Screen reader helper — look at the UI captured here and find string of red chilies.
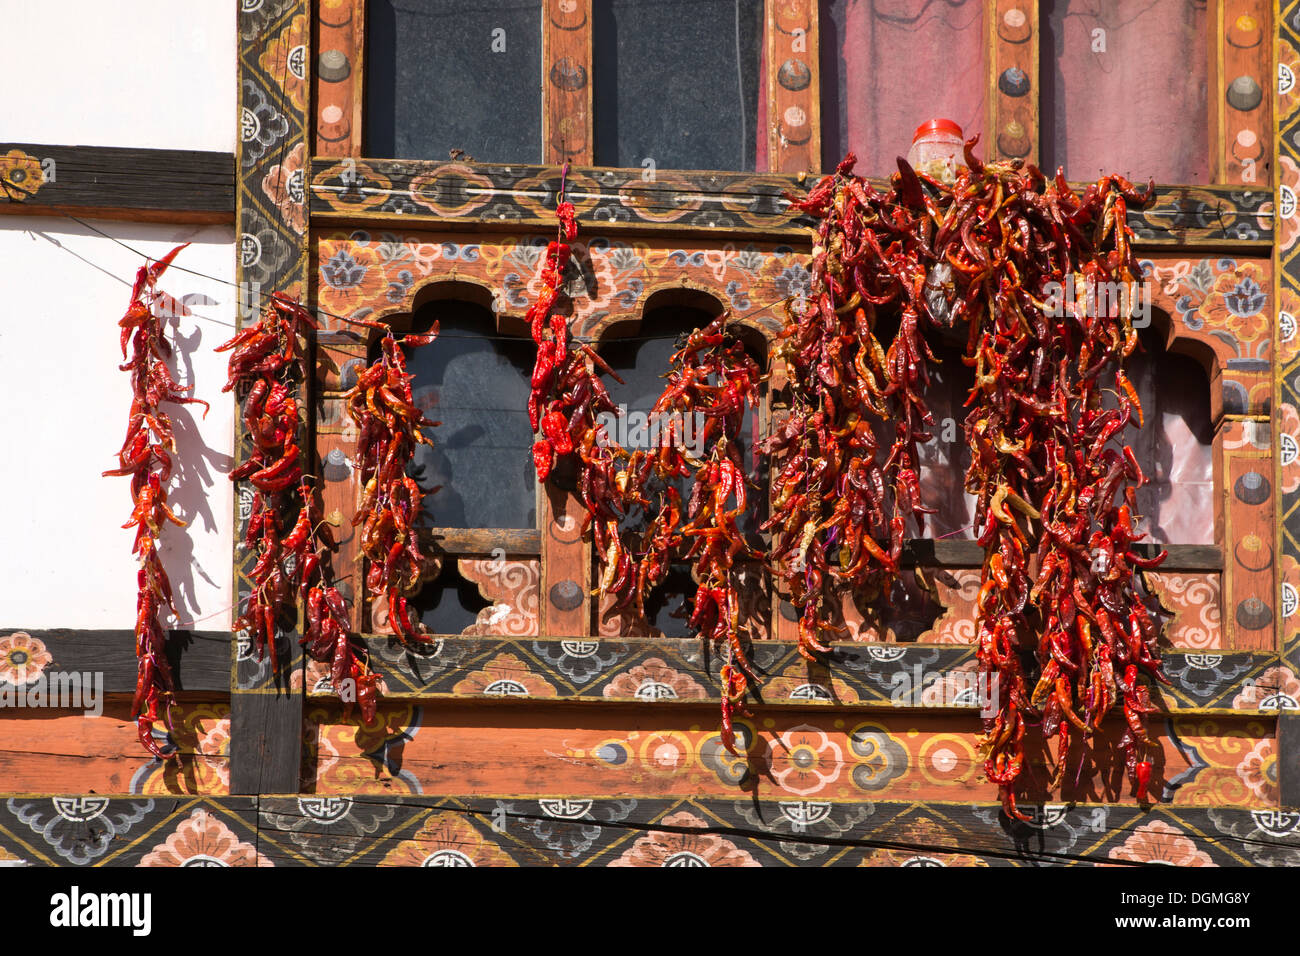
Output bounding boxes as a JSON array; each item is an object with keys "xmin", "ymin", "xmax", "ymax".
[
  {"xmin": 523, "ymin": 180, "xmax": 764, "ymax": 754},
  {"xmin": 218, "ymin": 293, "xmax": 323, "ymax": 678},
  {"xmin": 931, "ymin": 144, "xmax": 1165, "ymax": 819},
  {"xmin": 343, "ymin": 326, "xmax": 440, "ymax": 649},
  {"xmin": 107, "ymin": 243, "xmax": 210, "ymax": 759},
  {"xmin": 776, "ymin": 140, "xmax": 1165, "ymax": 814},
  {"xmin": 765, "ymin": 154, "xmax": 938, "ymax": 661}
]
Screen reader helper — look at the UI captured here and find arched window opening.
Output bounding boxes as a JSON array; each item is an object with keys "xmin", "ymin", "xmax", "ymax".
[
  {"xmin": 391, "ymin": 300, "xmax": 538, "ymax": 531},
  {"xmin": 596, "ymin": 307, "xmax": 769, "ymax": 638}
]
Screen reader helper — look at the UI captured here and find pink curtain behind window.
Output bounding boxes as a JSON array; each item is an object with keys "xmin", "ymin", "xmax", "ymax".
[
  {"xmin": 822, "ymin": 0, "xmax": 986, "ymax": 175},
  {"xmin": 1041, "ymin": 0, "xmax": 1209, "ymax": 183},
  {"xmin": 916, "ymin": 347, "xmax": 1214, "ymax": 544}
]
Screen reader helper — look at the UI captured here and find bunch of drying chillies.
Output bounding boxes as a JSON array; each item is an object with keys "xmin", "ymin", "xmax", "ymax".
[
  {"xmin": 643, "ymin": 316, "xmax": 763, "ymax": 752},
  {"xmin": 344, "ymin": 327, "xmax": 440, "ymax": 648},
  {"xmin": 106, "ymin": 243, "xmax": 210, "ymax": 758},
  {"xmin": 928, "ymin": 140, "xmax": 1164, "ymax": 818},
  {"xmin": 764, "ymin": 154, "xmax": 939, "ymax": 659},
  {"xmin": 525, "ymin": 175, "xmax": 628, "ymax": 518},
  {"xmin": 218, "ymin": 292, "xmax": 318, "ymax": 674}
]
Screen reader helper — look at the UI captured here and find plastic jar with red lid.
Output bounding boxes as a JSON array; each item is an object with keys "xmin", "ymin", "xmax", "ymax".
[{"xmin": 906, "ymin": 118, "xmax": 964, "ymax": 185}]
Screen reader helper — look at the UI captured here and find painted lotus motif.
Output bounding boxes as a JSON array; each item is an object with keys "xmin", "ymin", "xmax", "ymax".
[
  {"xmin": 379, "ymin": 812, "xmax": 516, "ymax": 866},
  {"xmin": 1106, "ymin": 821, "xmax": 1216, "ymax": 866},
  {"xmin": 604, "ymin": 657, "xmax": 706, "ymax": 700},
  {"xmin": 609, "ymin": 811, "xmax": 758, "ymax": 867},
  {"xmin": 1195, "ymin": 263, "xmax": 1268, "ymax": 343},
  {"xmin": 0, "ymin": 632, "xmax": 52, "ymax": 685},
  {"xmin": 452, "ymin": 653, "xmax": 557, "ymax": 698},
  {"xmin": 139, "ymin": 809, "xmax": 271, "ymax": 867},
  {"xmin": 319, "ymin": 242, "xmax": 388, "ymax": 315},
  {"xmin": 262, "ymin": 141, "xmax": 306, "ymax": 235},
  {"xmin": 1236, "ymin": 739, "xmax": 1278, "ymax": 805}
]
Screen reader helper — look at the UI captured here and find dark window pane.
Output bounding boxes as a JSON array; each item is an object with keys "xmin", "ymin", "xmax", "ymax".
[
  {"xmin": 396, "ymin": 303, "xmax": 537, "ymax": 529},
  {"xmin": 409, "ymin": 562, "xmax": 493, "ymax": 635},
  {"xmin": 917, "ymin": 347, "xmax": 977, "ymax": 539},
  {"xmin": 1041, "ymin": 0, "xmax": 1208, "ymax": 183},
  {"xmin": 593, "ymin": 0, "xmax": 764, "ymax": 171},
  {"xmin": 598, "ymin": 309, "xmax": 767, "ymax": 542},
  {"xmin": 821, "ymin": 0, "xmax": 985, "ymax": 175},
  {"xmin": 367, "ymin": 0, "xmax": 542, "ymax": 163}
]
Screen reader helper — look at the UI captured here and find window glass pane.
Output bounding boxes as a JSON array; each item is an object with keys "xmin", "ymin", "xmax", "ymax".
[
  {"xmin": 820, "ymin": 0, "xmax": 985, "ymax": 175},
  {"xmin": 598, "ymin": 309, "xmax": 767, "ymax": 543},
  {"xmin": 366, "ymin": 0, "xmax": 542, "ymax": 163},
  {"xmin": 1041, "ymin": 0, "xmax": 1208, "ymax": 183},
  {"xmin": 1125, "ymin": 338, "xmax": 1214, "ymax": 545},
  {"xmin": 593, "ymin": 0, "xmax": 764, "ymax": 171},
  {"xmin": 397, "ymin": 303, "xmax": 538, "ymax": 529}
]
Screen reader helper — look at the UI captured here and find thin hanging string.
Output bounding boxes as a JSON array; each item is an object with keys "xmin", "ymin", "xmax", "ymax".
[{"xmin": 33, "ymin": 211, "xmax": 798, "ymax": 344}]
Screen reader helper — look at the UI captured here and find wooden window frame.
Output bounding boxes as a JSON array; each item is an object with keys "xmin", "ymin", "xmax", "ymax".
[{"xmin": 219, "ymin": 0, "xmax": 1290, "ymax": 801}]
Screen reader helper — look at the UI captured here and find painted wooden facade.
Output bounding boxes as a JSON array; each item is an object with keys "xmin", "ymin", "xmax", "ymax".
[{"xmin": 0, "ymin": 0, "xmax": 1298, "ymax": 867}]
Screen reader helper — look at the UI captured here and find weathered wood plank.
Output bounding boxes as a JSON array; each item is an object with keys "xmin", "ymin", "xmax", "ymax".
[
  {"xmin": 421, "ymin": 527, "xmax": 542, "ymax": 556},
  {"xmin": 0, "ymin": 795, "xmax": 1289, "ymax": 866},
  {"xmin": 0, "ymin": 144, "xmax": 234, "ymax": 223},
  {"xmin": 542, "ymin": 0, "xmax": 593, "ymax": 165},
  {"xmin": 905, "ymin": 541, "xmax": 1220, "ymax": 570},
  {"xmin": 764, "ymin": 0, "xmax": 820, "ymax": 174},
  {"xmin": 986, "ymin": 0, "xmax": 1039, "ymax": 167},
  {"xmin": 1280, "ymin": 713, "xmax": 1300, "ymax": 809},
  {"xmin": 229, "ymin": 692, "xmax": 302, "ymax": 795}
]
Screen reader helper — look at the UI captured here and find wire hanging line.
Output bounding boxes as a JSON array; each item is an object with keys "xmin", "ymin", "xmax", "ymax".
[{"xmin": 38, "ymin": 212, "xmax": 798, "ymax": 344}]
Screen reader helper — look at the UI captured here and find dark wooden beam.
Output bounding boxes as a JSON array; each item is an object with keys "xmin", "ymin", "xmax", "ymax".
[
  {"xmin": 422, "ymin": 527, "xmax": 542, "ymax": 556},
  {"xmin": 310, "ymin": 158, "xmax": 1274, "ymax": 247},
  {"xmin": 0, "ymin": 794, "xmax": 1290, "ymax": 866},
  {"xmin": 230, "ymin": 0, "xmax": 311, "ymax": 793},
  {"xmin": 1281, "ymin": 713, "xmax": 1300, "ymax": 809},
  {"xmin": 905, "ymin": 540, "xmax": 1220, "ymax": 570},
  {"xmin": 315, "ymin": 634, "xmax": 1269, "ymax": 713},
  {"xmin": 0, "ymin": 143, "xmax": 234, "ymax": 224},
  {"xmin": 0, "ymin": 629, "xmax": 229, "ymax": 694}
]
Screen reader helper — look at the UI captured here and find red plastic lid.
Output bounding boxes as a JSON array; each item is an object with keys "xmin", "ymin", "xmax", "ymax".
[{"xmin": 912, "ymin": 118, "xmax": 963, "ymax": 142}]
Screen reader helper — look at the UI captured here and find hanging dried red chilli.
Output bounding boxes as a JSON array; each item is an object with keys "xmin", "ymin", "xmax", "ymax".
[
  {"xmin": 106, "ymin": 243, "xmax": 210, "ymax": 759},
  {"xmin": 928, "ymin": 139, "xmax": 1164, "ymax": 818},
  {"xmin": 637, "ymin": 316, "xmax": 762, "ymax": 753},
  {"xmin": 766, "ymin": 154, "xmax": 938, "ymax": 660},
  {"xmin": 524, "ymin": 175, "xmax": 628, "ymax": 535},
  {"xmin": 217, "ymin": 292, "xmax": 317, "ymax": 675},
  {"xmin": 343, "ymin": 326, "xmax": 441, "ymax": 655}
]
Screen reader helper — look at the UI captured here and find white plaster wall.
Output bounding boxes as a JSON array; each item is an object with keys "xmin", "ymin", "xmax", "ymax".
[
  {"xmin": 0, "ymin": 218, "xmax": 236, "ymax": 630},
  {"xmin": 6, "ymin": 2, "xmax": 236, "ymax": 152}
]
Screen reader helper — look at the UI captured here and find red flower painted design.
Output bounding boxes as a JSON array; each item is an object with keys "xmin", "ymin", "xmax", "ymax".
[
  {"xmin": 767, "ymin": 724, "xmax": 843, "ymax": 796},
  {"xmin": 1106, "ymin": 821, "xmax": 1215, "ymax": 866},
  {"xmin": 139, "ymin": 809, "xmax": 271, "ymax": 867},
  {"xmin": 0, "ymin": 632, "xmax": 52, "ymax": 685},
  {"xmin": 609, "ymin": 811, "xmax": 759, "ymax": 867},
  {"xmin": 262, "ymin": 142, "xmax": 306, "ymax": 236},
  {"xmin": 1196, "ymin": 263, "xmax": 1268, "ymax": 344},
  {"xmin": 604, "ymin": 657, "xmax": 706, "ymax": 700},
  {"xmin": 1237, "ymin": 739, "xmax": 1278, "ymax": 805}
]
